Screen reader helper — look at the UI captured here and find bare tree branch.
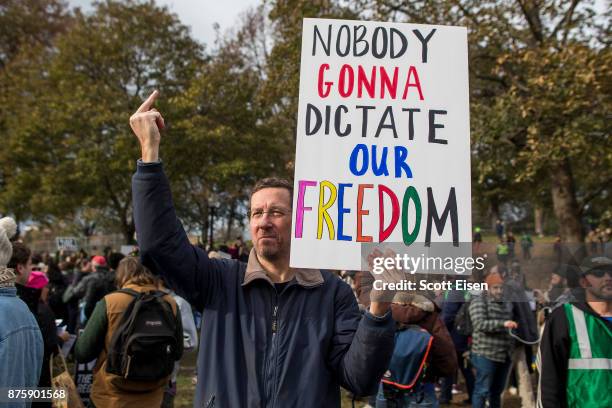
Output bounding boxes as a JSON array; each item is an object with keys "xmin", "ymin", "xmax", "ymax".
[
  {"xmin": 450, "ymin": 0, "xmax": 480, "ymax": 26},
  {"xmin": 516, "ymin": 0, "xmax": 544, "ymax": 44},
  {"xmin": 578, "ymin": 177, "xmax": 612, "ymax": 214}
]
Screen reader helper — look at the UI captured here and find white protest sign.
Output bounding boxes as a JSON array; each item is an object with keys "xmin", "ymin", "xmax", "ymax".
[
  {"xmin": 290, "ymin": 18, "xmax": 471, "ymax": 270},
  {"xmin": 56, "ymin": 237, "xmax": 79, "ymax": 251}
]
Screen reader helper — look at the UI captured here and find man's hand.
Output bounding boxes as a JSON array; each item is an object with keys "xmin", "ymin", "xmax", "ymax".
[
  {"xmin": 367, "ymin": 248, "xmax": 406, "ymax": 317},
  {"xmin": 80, "ymin": 260, "xmax": 91, "ymax": 273},
  {"xmin": 504, "ymin": 320, "xmax": 518, "ymax": 329},
  {"xmin": 129, "ymin": 90, "xmax": 165, "ymax": 162},
  {"xmin": 59, "ymin": 331, "xmax": 71, "ymax": 342}
]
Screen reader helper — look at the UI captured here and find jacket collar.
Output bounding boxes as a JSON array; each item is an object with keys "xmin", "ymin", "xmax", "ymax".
[
  {"xmin": 122, "ymin": 282, "xmax": 162, "ymax": 292},
  {"xmin": 572, "ymin": 299, "xmax": 608, "ymax": 319},
  {"xmin": 242, "ymin": 248, "xmax": 323, "ymax": 288},
  {"xmin": 0, "ymin": 286, "xmax": 17, "ymax": 296}
]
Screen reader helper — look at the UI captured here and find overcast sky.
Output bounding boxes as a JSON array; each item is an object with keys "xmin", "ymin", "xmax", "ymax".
[
  {"xmin": 68, "ymin": 0, "xmax": 260, "ymax": 47},
  {"xmin": 69, "ymin": 0, "xmax": 608, "ymax": 48}
]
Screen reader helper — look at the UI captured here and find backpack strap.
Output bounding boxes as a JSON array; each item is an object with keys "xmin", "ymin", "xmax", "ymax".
[
  {"xmin": 116, "ymin": 288, "xmax": 166, "ymax": 298},
  {"xmin": 116, "ymin": 288, "xmax": 141, "ymax": 297}
]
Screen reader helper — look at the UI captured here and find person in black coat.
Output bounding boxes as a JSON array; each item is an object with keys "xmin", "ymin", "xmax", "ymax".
[
  {"xmin": 440, "ymin": 286, "xmax": 475, "ymax": 404},
  {"xmin": 16, "ymin": 272, "xmax": 69, "ymax": 408},
  {"xmin": 46, "ymin": 261, "xmax": 68, "ymax": 323}
]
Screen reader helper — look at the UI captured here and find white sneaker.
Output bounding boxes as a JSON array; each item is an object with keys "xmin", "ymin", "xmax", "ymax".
[{"xmin": 508, "ymin": 386, "xmax": 518, "ymax": 395}]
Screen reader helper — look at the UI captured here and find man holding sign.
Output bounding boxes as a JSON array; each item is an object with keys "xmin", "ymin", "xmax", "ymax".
[
  {"xmin": 130, "ymin": 87, "xmax": 396, "ymax": 407},
  {"xmin": 131, "ymin": 14, "xmax": 472, "ymax": 406}
]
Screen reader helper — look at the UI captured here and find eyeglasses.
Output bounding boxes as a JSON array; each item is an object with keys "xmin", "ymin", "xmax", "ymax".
[
  {"xmin": 248, "ymin": 208, "xmax": 291, "ymax": 220},
  {"xmin": 585, "ymin": 268, "xmax": 612, "ymax": 278}
]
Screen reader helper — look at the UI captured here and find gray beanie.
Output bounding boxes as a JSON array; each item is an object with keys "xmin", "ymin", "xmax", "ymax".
[{"xmin": 0, "ymin": 217, "xmax": 17, "ymax": 288}]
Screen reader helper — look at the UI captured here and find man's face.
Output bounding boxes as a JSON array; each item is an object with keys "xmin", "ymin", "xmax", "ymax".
[
  {"xmin": 489, "ymin": 283, "xmax": 504, "ymax": 300},
  {"xmin": 550, "ymin": 273, "xmax": 564, "ymax": 286},
  {"xmin": 580, "ymin": 269, "xmax": 612, "ymax": 301},
  {"xmin": 249, "ymin": 188, "xmax": 292, "ymax": 262},
  {"xmin": 16, "ymin": 257, "xmax": 33, "ymax": 285}
]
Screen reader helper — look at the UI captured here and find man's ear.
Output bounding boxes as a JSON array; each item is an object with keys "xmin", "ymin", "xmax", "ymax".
[
  {"xmin": 579, "ymin": 275, "xmax": 590, "ymax": 289},
  {"xmin": 15, "ymin": 263, "xmax": 24, "ymax": 277}
]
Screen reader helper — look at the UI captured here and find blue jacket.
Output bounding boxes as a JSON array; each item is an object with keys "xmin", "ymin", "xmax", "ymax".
[
  {"xmin": 0, "ymin": 286, "xmax": 43, "ymax": 407},
  {"xmin": 132, "ymin": 162, "xmax": 395, "ymax": 407}
]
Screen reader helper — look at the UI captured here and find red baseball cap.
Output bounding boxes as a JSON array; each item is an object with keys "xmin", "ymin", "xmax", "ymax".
[{"xmin": 91, "ymin": 255, "xmax": 107, "ymax": 267}]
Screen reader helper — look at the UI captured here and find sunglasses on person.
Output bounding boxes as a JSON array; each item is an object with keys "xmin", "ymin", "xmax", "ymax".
[{"xmin": 584, "ymin": 268, "xmax": 612, "ymax": 278}]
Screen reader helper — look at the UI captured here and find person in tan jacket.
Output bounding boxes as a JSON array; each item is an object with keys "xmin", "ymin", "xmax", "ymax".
[{"xmin": 75, "ymin": 257, "xmax": 181, "ymax": 408}]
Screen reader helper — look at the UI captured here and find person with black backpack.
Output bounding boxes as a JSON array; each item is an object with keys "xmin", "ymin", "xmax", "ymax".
[{"xmin": 75, "ymin": 256, "xmax": 183, "ymax": 408}]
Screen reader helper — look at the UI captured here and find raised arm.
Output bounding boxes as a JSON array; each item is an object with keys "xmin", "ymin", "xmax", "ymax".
[
  {"xmin": 130, "ymin": 91, "xmax": 225, "ymax": 311},
  {"xmin": 129, "ymin": 90, "xmax": 165, "ymax": 163}
]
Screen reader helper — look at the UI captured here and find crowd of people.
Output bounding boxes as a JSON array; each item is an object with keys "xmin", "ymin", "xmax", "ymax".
[
  {"xmin": 1, "ymin": 212, "xmax": 610, "ymax": 408},
  {"xmin": 0, "ymin": 91, "xmax": 610, "ymax": 408},
  {"xmin": 0, "ymin": 217, "xmax": 198, "ymax": 408}
]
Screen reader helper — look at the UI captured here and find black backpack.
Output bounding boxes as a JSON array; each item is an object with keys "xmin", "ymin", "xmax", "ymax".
[
  {"xmin": 106, "ymin": 289, "xmax": 183, "ymax": 381},
  {"xmin": 454, "ymin": 292, "xmax": 473, "ymax": 336}
]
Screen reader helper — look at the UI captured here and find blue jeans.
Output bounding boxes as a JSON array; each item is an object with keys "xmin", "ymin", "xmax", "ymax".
[
  {"xmin": 471, "ymin": 353, "xmax": 512, "ymax": 408},
  {"xmin": 440, "ymin": 349, "xmax": 475, "ymax": 403},
  {"xmin": 375, "ymin": 382, "xmax": 439, "ymax": 408}
]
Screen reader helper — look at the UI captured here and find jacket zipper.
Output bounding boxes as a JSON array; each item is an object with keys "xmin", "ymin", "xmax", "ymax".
[
  {"xmin": 272, "ymin": 305, "xmax": 278, "ymax": 334},
  {"xmin": 263, "ymin": 290, "xmax": 279, "ymax": 407},
  {"xmin": 266, "ymin": 287, "xmax": 284, "ymax": 408},
  {"xmin": 271, "ymin": 302, "xmax": 280, "ymax": 408}
]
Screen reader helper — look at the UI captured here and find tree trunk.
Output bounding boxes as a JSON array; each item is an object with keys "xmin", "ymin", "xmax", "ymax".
[
  {"xmin": 550, "ymin": 158, "xmax": 586, "ymax": 287},
  {"xmin": 199, "ymin": 205, "xmax": 209, "ymax": 247},
  {"xmin": 122, "ymin": 218, "xmax": 136, "ymax": 245},
  {"xmin": 490, "ymin": 197, "xmax": 500, "ymax": 230},
  {"xmin": 534, "ymin": 206, "xmax": 544, "ymax": 237},
  {"xmin": 225, "ymin": 199, "xmax": 237, "ymax": 242},
  {"xmin": 550, "ymin": 158, "xmax": 584, "ymax": 243}
]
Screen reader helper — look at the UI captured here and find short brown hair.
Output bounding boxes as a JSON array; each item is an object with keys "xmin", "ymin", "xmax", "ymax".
[
  {"xmin": 115, "ymin": 256, "xmax": 159, "ymax": 288},
  {"xmin": 8, "ymin": 242, "xmax": 31, "ymax": 269},
  {"xmin": 250, "ymin": 177, "xmax": 293, "ymax": 206}
]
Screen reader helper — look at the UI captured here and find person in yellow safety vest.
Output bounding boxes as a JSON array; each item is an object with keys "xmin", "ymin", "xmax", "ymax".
[
  {"xmin": 496, "ymin": 237, "xmax": 509, "ymax": 267},
  {"xmin": 537, "ymin": 255, "xmax": 612, "ymax": 408}
]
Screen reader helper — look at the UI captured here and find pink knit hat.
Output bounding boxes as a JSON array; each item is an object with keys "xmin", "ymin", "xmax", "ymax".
[{"xmin": 26, "ymin": 270, "xmax": 49, "ymax": 289}]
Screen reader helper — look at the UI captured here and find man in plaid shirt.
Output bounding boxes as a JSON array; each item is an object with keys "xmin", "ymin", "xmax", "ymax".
[{"xmin": 469, "ymin": 271, "xmax": 517, "ymax": 408}]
